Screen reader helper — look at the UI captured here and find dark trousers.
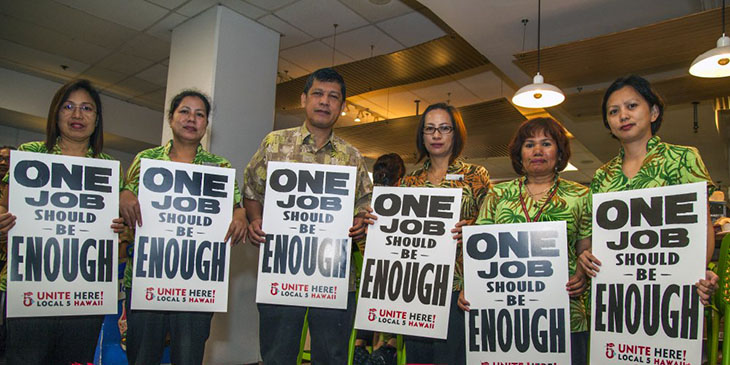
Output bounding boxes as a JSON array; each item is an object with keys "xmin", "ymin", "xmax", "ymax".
[
  {"xmin": 125, "ymin": 287, "xmax": 213, "ymax": 365},
  {"xmin": 404, "ymin": 291, "xmax": 465, "ymax": 365},
  {"xmin": 571, "ymin": 331, "xmax": 589, "ymax": 365},
  {"xmin": 258, "ymin": 291, "xmax": 356, "ymax": 365},
  {"xmin": 6, "ymin": 314, "xmax": 103, "ymax": 365}
]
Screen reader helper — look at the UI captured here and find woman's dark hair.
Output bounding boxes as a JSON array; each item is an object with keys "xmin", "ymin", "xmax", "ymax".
[
  {"xmin": 168, "ymin": 90, "xmax": 212, "ymax": 122},
  {"xmin": 508, "ymin": 117, "xmax": 571, "ymax": 175},
  {"xmin": 46, "ymin": 79, "xmax": 103, "ymax": 156},
  {"xmin": 601, "ymin": 74, "xmax": 664, "ymax": 136},
  {"xmin": 373, "ymin": 153, "xmax": 406, "ymax": 186},
  {"xmin": 416, "ymin": 103, "xmax": 467, "ymax": 163}
]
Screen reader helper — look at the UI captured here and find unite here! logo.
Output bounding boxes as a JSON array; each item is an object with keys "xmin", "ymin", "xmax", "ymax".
[
  {"xmin": 145, "ymin": 287, "xmax": 155, "ymax": 301},
  {"xmin": 23, "ymin": 292, "xmax": 34, "ymax": 307},
  {"xmin": 606, "ymin": 342, "xmax": 615, "ymax": 359},
  {"xmin": 270, "ymin": 283, "xmax": 279, "ymax": 296},
  {"xmin": 368, "ymin": 308, "xmax": 377, "ymax": 321}
]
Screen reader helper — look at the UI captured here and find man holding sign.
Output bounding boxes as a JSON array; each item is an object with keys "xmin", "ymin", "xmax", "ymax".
[
  {"xmin": 119, "ymin": 90, "xmax": 247, "ymax": 365},
  {"xmin": 244, "ymin": 68, "xmax": 373, "ymax": 364}
]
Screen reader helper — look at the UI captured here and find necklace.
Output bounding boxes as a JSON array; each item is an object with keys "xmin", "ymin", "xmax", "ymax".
[
  {"xmin": 525, "ymin": 184, "xmax": 551, "ymax": 200},
  {"xmin": 519, "ymin": 177, "xmax": 560, "ymax": 222}
]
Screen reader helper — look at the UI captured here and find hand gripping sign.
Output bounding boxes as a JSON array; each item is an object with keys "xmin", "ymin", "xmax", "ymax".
[
  {"xmin": 131, "ymin": 159, "xmax": 235, "ymax": 312},
  {"xmin": 256, "ymin": 161, "xmax": 356, "ymax": 309},
  {"xmin": 7, "ymin": 151, "xmax": 119, "ymax": 317},
  {"xmin": 590, "ymin": 182, "xmax": 707, "ymax": 365},
  {"xmin": 462, "ymin": 221, "xmax": 572, "ymax": 364},
  {"xmin": 354, "ymin": 186, "xmax": 461, "ymax": 339}
]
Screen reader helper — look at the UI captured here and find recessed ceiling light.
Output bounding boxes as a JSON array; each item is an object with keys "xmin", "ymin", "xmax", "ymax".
[{"xmin": 369, "ymin": 0, "xmax": 391, "ymax": 5}]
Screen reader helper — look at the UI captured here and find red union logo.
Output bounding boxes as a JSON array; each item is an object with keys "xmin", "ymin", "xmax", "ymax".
[
  {"xmin": 606, "ymin": 342, "xmax": 615, "ymax": 359},
  {"xmin": 23, "ymin": 292, "xmax": 34, "ymax": 307},
  {"xmin": 145, "ymin": 287, "xmax": 154, "ymax": 301},
  {"xmin": 270, "ymin": 283, "xmax": 279, "ymax": 296},
  {"xmin": 368, "ymin": 308, "xmax": 377, "ymax": 321}
]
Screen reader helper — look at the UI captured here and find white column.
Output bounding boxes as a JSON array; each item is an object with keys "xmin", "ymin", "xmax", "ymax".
[{"xmin": 164, "ymin": 5, "xmax": 279, "ymax": 363}]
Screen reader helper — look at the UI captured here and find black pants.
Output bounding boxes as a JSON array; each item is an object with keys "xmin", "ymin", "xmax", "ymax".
[
  {"xmin": 125, "ymin": 287, "xmax": 213, "ymax": 365},
  {"xmin": 404, "ymin": 291, "xmax": 465, "ymax": 365},
  {"xmin": 6, "ymin": 314, "xmax": 103, "ymax": 365},
  {"xmin": 258, "ymin": 291, "xmax": 356, "ymax": 365}
]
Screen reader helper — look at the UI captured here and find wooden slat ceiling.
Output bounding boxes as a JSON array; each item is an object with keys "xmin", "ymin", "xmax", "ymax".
[
  {"xmin": 275, "ymin": 35, "xmax": 490, "ymax": 111},
  {"xmin": 513, "ymin": 6, "xmax": 728, "ymax": 89},
  {"xmin": 334, "ymin": 97, "xmax": 526, "ymax": 162},
  {"xmin": 563, "ymin": 74, "xmax": 730, "ymax": 119}
]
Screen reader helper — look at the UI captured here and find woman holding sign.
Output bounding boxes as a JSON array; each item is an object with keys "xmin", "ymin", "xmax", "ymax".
[
  {"xmin": 119, "ymin": 90, "xmax": 247, "ymax": 365},
  {"xmin": 577, "ymin": 74, "xmax": 718, "ymax": 302},
  {"xmin": 0, "ymin": 79, "xmax": 124, "ymax": 364},
  {"xmin": 457, "ymin": 117, "xmax": 592, "ymax": 364},
  {"xmin": 398, "ymin": 102, "xmax": 491, "ymax": 365}
]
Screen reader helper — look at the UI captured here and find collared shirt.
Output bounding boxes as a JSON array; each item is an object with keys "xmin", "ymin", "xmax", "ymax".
[
  {"xmin": 476, "ymin": 176, "xmax": 592, "ymax": 332},
  {"xmin": 1, "ymin": 141, "xmax": 116, "ymax": 291},
  {"xmin": 122, "ymin": 140, "xmax": 242, "ymax": 288},
  {"xmin": 590, "ymin": 136, "xmax": 714, "ymax": 194},
  {"xmin": 243, "ymin": 123, "xmax": 372, "ymax": 214},
  {"xmin": 399, "ymin": 158, "xmax": 491, "ymax": 292}
]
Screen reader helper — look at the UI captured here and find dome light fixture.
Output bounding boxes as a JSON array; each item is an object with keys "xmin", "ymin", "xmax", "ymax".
[
  {"xmin": 689, "ymin": 0, "xmax": 730, "ymax": 78},
  {"xmin": 512, "ymin": 0, "xmax": 565, "ymax": 108}
]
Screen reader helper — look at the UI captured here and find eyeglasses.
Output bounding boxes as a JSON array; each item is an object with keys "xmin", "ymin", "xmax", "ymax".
[
  {"xmin": 423, "ymin": 125, "xmax": 454, "ymax": 135},
  {"xmin": 60, "ymin": 102, "xmax": 96, "ymax": 115}
]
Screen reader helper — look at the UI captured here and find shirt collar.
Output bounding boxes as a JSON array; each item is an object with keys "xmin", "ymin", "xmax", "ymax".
[
  {"xmin": 423, "ymin": 158, "xmax": 465, "ymax": 173},
  {"xmin": 52, "ymin": 138, "xmax": 95, "ymax": 157},
  {"xmin": 298, "ymin": 122, "xmax": 339, "ymax": 152},
  {"xmin": 617, "ymin": 135, "xmax": 662, "ymax": 160},
  {"xmin": 162, "ymin": 139, "xmax": 205, "ymax": 161}
]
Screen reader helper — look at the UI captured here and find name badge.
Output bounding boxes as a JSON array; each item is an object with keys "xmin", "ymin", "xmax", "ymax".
[{"xmin": 445, "ymin": 174, "xmax": 463, "ymax": 181}]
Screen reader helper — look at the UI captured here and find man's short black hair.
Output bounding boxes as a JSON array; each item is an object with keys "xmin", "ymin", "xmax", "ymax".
[{"xmin": 303, "ymin": 68, "xmax": 346, "ymax": 100}]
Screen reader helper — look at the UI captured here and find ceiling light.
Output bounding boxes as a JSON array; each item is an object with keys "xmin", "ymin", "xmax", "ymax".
[
  {"xmin": 563, "ymin": 162, "xmax": 578, "ymax": 172},
  {"xmin": 354, "ymin": 110, "xmax": 363, "ymax": 122},
  {"xmin": 512, "ymin": 0, "xmax": 565, "ymax": 108},
  {"xmin": 690, "ymin": 0, "xmax": 730, "ymax": 78}
]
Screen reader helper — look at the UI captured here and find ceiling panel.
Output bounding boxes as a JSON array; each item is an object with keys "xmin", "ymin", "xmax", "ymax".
[
  {"xmin": 409, "ymin": 80, "xmax": 480, "ymax": 108},
  {"xmin": 1, "ymin": 0, "xmax": 136, "ymax": 49},
  {"xmin": 456, "ymin": 68, "xmax": 512, "ymax": 103},
  {"xmin": 220, "ymin": 0, "xmax": 267, "ymax": 19},
  {"xmin": 135, "ymin": 64, "xmax": 169, "ymax": 86},
  {"xmin": 245, "ymin": 0, "xmax": 297, "ymax": 11},
  {"xmin": 134, "ymin": 87, "xmax": 167, "ymax": 111},
  {"xmin": 274, "ymin": 0, "xmax": 368, "ymax": 38},
  {"xmin": 79, "ymin": 65, "xmax": 128, "ymax": 88},
  {"xmin": 513, "ymin": 6, "xmax": 729, "ymax": 89},
  {"xmin": 54, "ymin": 0, "xmax": 168, "ymax": 31},
  {"xmin": 174, "ymin": 0, "xmax": 218, "ymax": 17},
  {"xmin": 120, "ymin": 33, "xmax": 171, "ymax": 62},
  {"xmin": 279, "ymin": 41, "xmax": 354, "ymax": 74},
  {"xmin": 107, "ymin": 76, "xmax": 161, "ymax": 98},
  {"xmin": 96, "ymin": 52, "xmax": 156, "ymax": 75},
  {"xmin": 376, "ymin": 11, "xmax": 445, "ymax": 47},
  {"xmin": 339, "ymin": 0, "xmax": 413, "ymax": 23},
  {"xmin": 0, "ymin": 39, "xmax": 89, "ymax": 78},
  {"xmin": 277, "ymin": 57, "xmax": 309, "ymax": 81},
  {"xmin": 145, "ymin": 12, "xmax": 187, "ymax": 41},
  {"xmin": 0, "ymin": 14, "xmax": 110, "ymax": 64},
  {"xmin": 146, "ymin": 0, "xmax": 187, "ymax": 10},
  {"xmin": 258, "ymin": 14, "xmax": 313, "ymax": 49},
  {"xmin": 320, "ymin": 25, "xmax": 403, "ymax": 60}
]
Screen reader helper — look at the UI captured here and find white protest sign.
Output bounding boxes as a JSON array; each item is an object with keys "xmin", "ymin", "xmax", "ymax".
[
  {"xmin": 131, "ymin": 159, "xmax": 235, "ymax": 312},
  {"xmin": 7, "ymin": 150, "xmax": 119, "ymax": 317},
  {"xmin": 591, "ymin": 182, "xmax": 706, "ymax": 365},
  {"xmin": 462, "ymin": 221, "xmax": 572, "ymax": 364},
  {"xmin": 256, "ymin": 161, "xmax": 356, "ymax": 309},
  {"xmin": 354, "ymin": 186, "xmax": 461, "ymax": 339}
]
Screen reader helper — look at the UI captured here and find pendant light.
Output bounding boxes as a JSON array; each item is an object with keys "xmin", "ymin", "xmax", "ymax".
[
  {"xmin": 689, "ymin": 0, "xmax": 730, "ymax": 78},
  {"xmin": 512, "ymin": 0, "xmax": 565, "ymax": 108}
]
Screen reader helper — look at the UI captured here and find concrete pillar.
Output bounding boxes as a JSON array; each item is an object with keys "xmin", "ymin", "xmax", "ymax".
[{"xmin": 164, "ymin": 5, "xmax": 279, "ymax": 363}]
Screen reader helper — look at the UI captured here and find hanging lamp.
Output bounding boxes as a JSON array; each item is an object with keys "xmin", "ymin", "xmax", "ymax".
[
  {"xmin": 512, "ymin": 0, "xmax": 565, "ymax": 108},
  {"xmin": 689, "ymin": 0, "xmax": 730, "ymax": 78}
]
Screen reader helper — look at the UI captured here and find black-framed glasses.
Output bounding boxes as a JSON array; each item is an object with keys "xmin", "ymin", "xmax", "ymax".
[{"xmin": 423, "ymin": 125, "xmax": 454, "ymax": 135}]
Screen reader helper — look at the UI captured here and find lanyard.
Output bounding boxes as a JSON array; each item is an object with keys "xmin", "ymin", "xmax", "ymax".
[{"xmin": 518, "ymin": 178, "xmax": 559, "ymax": 223}]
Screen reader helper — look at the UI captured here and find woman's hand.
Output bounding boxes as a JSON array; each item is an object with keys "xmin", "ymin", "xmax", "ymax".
[
  {"xmin": 451, "ymin": 219, "xmax": 471, "ymax": 245},
  {"xmin": 696, "ymin": 270, "xmax": 719, "ymax": 306},
  {"xmin": 120, "ymin": 190, "xmax": 142, "ymax": 228},
  {"xmin": 457, "ymin": 290, "xmax": 470, "ymax": 312},
  {"xmin": 247, "ymin": 218, "xmax": 266, "ymax": 247},
  {"xmin": 225, "ymin": 207, "xmax": 248, "ymax": 245},
  {"xmin": 577, "ymin": 249, "xmax": 601, "ymax": 277},
  {"xmin": 0, "ymin": 212, "xmax": 16, "ymax": 233},
  {"xmin": 349, "ymin": 207, "xmax": 377, "ymax": 240},
  {"xmin": 111, "ymin": 217, "xmax": 125, "ymax": 233},
  {"xmin": 566, "ymin": 267, "xmax": 588, "ymax": 298}
]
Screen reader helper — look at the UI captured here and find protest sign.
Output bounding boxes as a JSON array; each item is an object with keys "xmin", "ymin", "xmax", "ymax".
[
  {"xmin": 7, "ymin": 151, "xmax": 119, "ymax": 317},
  {"xmin": 591, "ymin": 182, "xmax": 706, "ymax": 365},
  {"xmin": 256, "ymin": 161, "xmax": 356, "ymax": 309},
  {"xmin": 131, "ymin": 159, "xmax": 235, "ymax": 312},
  {"xmin": 354, "ymin": 186, "xmax": 461, "ymax": 339},
  {"xmin": 462, "ymin": 221, "xmax": 572, "ymax": 364}
]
